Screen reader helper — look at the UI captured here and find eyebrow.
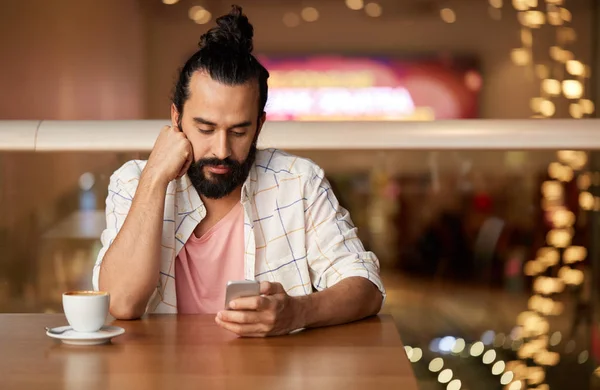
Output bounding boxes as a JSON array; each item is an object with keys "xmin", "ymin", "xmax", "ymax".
[{"xmin": 193, "ymin": 117, "xmax": 252, "ymax": 130}]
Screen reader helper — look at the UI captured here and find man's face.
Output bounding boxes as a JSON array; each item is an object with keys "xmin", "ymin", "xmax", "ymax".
[{"xmin": 172, "ymin": 72, "xmax": 265, "ymax": 199}]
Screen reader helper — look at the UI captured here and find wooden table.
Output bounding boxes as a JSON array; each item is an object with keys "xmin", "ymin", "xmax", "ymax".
[{"xmin": 1, "ymin": 314, "xmax": 417, "ymax": 390}]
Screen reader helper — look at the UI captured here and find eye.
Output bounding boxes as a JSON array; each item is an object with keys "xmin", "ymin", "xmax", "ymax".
[
  {"xmin": 198, "ymin": 129, "xmax": 214, "ymax": 135},
  {"xmin": 231, "ymin": 131, "xmax": 246, "ymax": 137}
]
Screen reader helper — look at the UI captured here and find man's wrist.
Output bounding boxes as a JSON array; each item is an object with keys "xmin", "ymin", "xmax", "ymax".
[
  {"xmin": 140, "ymin": 167, "xmax": 170, "ymax": 190},
  {"xmin": 290, "ymin": 293, "xmax": 314, "ymax": 330}
]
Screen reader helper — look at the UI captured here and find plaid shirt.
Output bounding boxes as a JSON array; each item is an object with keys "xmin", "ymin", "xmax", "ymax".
[{"xmin": 92, "ymin": 149, "xmax": 385, "ymax": 313}]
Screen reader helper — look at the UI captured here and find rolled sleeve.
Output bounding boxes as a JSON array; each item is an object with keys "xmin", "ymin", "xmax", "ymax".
[{"xmin": 304, "ymin": 167, "xmax": 386, "ymax": 304}]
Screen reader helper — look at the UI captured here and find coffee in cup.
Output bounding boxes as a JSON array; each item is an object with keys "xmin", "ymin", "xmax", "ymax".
[{"xmin": 62, "ymin": 291, "xmax": 110, "ymax": 333}]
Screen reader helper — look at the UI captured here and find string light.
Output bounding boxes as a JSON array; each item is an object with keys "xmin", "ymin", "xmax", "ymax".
[
  {"xmin": 440, "ymin": 8, "xmax": 457, "ymax": 23},
  {"xmin": 162, "ymin": 0, "xmax": 179, "ymax": 4},
  {"xmin": 283, "ymin": 12, "xmax": 301, "ymax": 27},
  {"xmin": 438, "ymin": 369, "xmax": 453, "ymax": 384},
  {"xmin": 345, "ymin": 0, "xmax": 364, "ymax": 10},
  {"xmin": 447, "ymin": 379, "xmax": 462, "ymax": 390},
  {"xmin": 429, "ymin": 357, "xmax": 444, "ymax": 372},
  {"xmin": 301, "ymin": 7, "xmax": 319, "ymax": 22},
  {"xmin": 562, "ymin": 80, "xmax": 584, "ymax": 99},
  {"xmin": 364, "ymin": 2, "xmax": 382, "ymax": 17}
]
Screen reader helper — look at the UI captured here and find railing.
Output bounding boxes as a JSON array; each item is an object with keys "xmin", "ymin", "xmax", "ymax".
[{"xmin": 1, "ymin": 119, "xmax": 599, "ymax": 151}]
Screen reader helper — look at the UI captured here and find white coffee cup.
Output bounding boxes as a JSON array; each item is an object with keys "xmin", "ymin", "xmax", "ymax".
[{"xmin": 62, "ymin": 291, "xmax": 110, "ymax": 333}]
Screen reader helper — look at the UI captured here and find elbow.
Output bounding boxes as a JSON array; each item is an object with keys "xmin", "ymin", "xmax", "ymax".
[
  {"xmin": 366, "ymin": 283, "xmax": 384, "ymax": 316},
  {"xmin": 109, "ymin": 299, "xmax": 145, "ymax": 320},
  {"xmin": 105, "ymin": 289, "xmax": 147, "ymax": 320}
]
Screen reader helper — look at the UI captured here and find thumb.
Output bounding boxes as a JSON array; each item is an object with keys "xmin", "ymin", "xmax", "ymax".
[{"xmin": 260, "ymin": 281, "xmax": 286, "ymax": 295}]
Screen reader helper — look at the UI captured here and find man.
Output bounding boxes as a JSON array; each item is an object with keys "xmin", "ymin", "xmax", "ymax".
[{"xmin": 93, "ymin": 5, "xmax": 384, "ymax": 337}]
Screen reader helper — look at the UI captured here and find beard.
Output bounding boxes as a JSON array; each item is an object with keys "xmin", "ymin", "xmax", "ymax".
[{"xmin": 187, "ymin": 143, "xmax": 257, "ymax": 199}]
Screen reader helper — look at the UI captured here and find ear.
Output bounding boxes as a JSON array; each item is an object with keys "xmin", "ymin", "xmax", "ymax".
[
  {"xmin": 170, "ymin": 103, "xmax": 180, "ymax": 130},
  {"xmin": 256, "ymin": 112, "xmax": 266, "ymax": 139}
]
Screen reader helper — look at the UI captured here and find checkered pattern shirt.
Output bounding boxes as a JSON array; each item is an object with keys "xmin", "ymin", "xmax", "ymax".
[{"xmin": 92, "ymin": 149, "xmax": 385, "ymax": 313}]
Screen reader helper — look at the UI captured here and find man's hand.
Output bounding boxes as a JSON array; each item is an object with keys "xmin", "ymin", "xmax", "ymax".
[
  {"xmin": 144, "ymin": 125, "xmax": 193, "ymax": 184},
  {"xmin": 215, "ymin": 282, "xmax": 304, "ymax": 337}
]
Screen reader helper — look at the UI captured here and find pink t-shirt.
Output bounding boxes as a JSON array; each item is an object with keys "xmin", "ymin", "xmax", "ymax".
[{"xmin": 175, "ymin": 203, "xmax": 245, "ymax": 314}]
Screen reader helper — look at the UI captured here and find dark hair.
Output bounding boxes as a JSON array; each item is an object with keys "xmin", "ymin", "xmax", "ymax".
[{"xmin": 172, "ymin": 5, "xmax": 269, "ymax": 124}]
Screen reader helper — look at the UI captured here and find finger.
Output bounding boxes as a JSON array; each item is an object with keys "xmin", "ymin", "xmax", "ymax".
[
  {"xmin": 260, "ymin": 281, "xmax": 286, "ymax": 295},
  {"xmin": 176, "ymin": 152, "xmax": 193, "ymax": 178},
  {"xmin": 229, "ymin": 296, "xmax": 269, "ymax": 311},
  {"xmin": 215, "ymin": 316, "xmax": 267, "ymax": 337},
  {"xmin": 217, "ymin": 310, "xmax": 261, "ymax": 324},
  {"xmin": 176, "ymin": 143, "xmax": 194, "ymax": 179}
]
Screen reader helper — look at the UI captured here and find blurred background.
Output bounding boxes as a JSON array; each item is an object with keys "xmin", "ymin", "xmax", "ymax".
[{"xmin": 1, "ymin": 0, "xmax": 600, "ymax": 389}]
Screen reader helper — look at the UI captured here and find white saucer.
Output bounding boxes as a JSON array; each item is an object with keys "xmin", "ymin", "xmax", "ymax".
[{"xmin": 46, "ymin": 326, "xmax": 125, "ymax": 345}]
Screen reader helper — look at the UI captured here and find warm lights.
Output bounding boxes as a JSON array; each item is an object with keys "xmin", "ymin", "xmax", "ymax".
[
  {"xmin": 162, "ymin": 0, "xmax": 179, "ymax": 4},
  {"xmin": 566, "ymin": 60, "xmax": 585, "ymax": 76},
  {"xmin": 577, "ymin": 173, "xmax": 591, "ymax": 190},
  {"xmin": 452, "ymin": 338, "xmax": 466, "ymax": 354},
  {"xmin": 560, "ymin": 7, "xmax": 572, "ymax": 22},
  {"xmin": 558, "ymin": 266, "xmax": 584, "ymax": 285},
  {"xmin": 470, "ymin": 342, "xmax": 485, "ymax": 357},
  {"xmin": 549, "ymin": 331, "xmax": 562, "ymax": 346},
  {"xmin": 570, "ymin": 103, "xmax": 584, "ymax": 118},
  {"xmin": 345, "ymin": 0, "xmax": 364, "ymax": 10},
  {"xmin": 483, "ymin": 350, "xmax": 497, "ymax": 364},
  {"xmin": 365, "ymin": 2, "xmax": 382, "ymax": 17},
  {"xmin": 438, "ymin": 369, "xmax": 453, "ymax": 384},
  {"xmin": 500, "ymin": 371, "xmax": 515, "ymax": 385},
  {"xmin": 511, "ymin": 48, "xmax": 530, "ymax": 65},
  {"xmin": 563, "ymin": 79, "xmax": 584, "ymax": 99},
  {"xmin": 525, "ymin": 10, "xmax": 545, "ymax": 27},
  {"xmin": 580, "ymin": 99, "xmax": 595, "ymax": 114},
  {"xmin": 188, "ymin": 6, "xmax": 211, "ymax": 24},
  {"xmin": 579, "ymin": 191, "xmax": 594, "ymax": 210},
  {"xmin": 541, "ymin": 181, "xmax": 563, "ymax": 200},
  {"xmin": 564, "ymin": 246, "xmax": 587, "ymax": 263},
  {"xmin": 539, "ymin": 99, "xmax": 555, "ymax": 117},
  {"xmin": 534, "ymin": 350, "xmax": 560, "ymax": 366},
  {"xmin": 301, "ymin": 7, "xmax": 319, "ymax": 22},
  {"xmin": 535, "ymin": 64, "xmax": 549, "ymax": 78},
  {"xmin": 537, "ymin": 247, "xmax": 559, "ymax": 268},
  {"xmin": 542, "ymin": 79, "xmax": 561, "ymax": 96},
  {"xmin": 547, "ymin": 228, "xmax": 572, "ymax": 248},
  {"xmin": 512, "ymin": 0, "xmax": 529, "ymax": 11},
  {"xmin": 283, "ymin": 12, "xmax": 301, "ymax": 27},
  {"xmin": 532, "ymin": 276, "xmax": 564, "ymax": 295},
  {"xmin": 492, "ymin": 360, "xmax": 506, "ymax": 375},
  {"xmin": 489, "ymin": 0, "xmax": 503, "ymax": 7},
  {"xmin": 429, "ymin": 357, "xmax": 444, "ymax": 372},
  {"xmin": 408, "ymin": 347, "xmax": 423, "ymax": 362},
  {"xmin": 447, "ymin": 379, "xmax": 461, "ymax": 390},
  {"xmin": 547, "ymin": 11, "xmax": 562, "ymax": 25},
  {"xmin": 557, "ymin": 150, "xmax": 587, "ymax": 169},
  {"xmin": 440, "ymin": 8, "xmax": 456, "ymax": 23},
  {"xmin": 527, "ymin": 366, "xmax": 545, "ymax": 384},
  {"xmin": 508, "ymin": 380, "xmax": 523, "ymax": 390}
]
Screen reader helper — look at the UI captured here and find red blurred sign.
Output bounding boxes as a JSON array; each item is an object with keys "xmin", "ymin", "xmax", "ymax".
[{"xmin": 259, "ymin": 55, "xmax": 481, "ymax": 121}]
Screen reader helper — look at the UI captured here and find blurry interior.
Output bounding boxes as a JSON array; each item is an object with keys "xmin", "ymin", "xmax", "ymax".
[{"xmin": 1, "ymin": 0, "xmax": 600, "ymax": 389}]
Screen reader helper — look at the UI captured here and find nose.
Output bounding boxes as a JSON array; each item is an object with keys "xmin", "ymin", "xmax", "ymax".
[{"xmin": 212, "ymin": 130, "xmax": 231, "ymax": 161}]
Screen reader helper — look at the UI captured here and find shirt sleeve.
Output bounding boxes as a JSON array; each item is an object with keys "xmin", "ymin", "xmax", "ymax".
[
  {"xmin": 92, "ymin": 162, "xmax": 138, "ymax": 291},
  {"xmin": 303, "ymin": 166, "xmax": 386, "ymax": 306}
]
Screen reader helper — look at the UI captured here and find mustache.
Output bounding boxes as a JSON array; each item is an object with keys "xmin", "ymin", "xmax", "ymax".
[{"xmin": 192, "ymin": 157, "xmax": 240, "ymax": 169}]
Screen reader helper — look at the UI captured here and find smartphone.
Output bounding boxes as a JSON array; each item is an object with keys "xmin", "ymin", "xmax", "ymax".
[{"xmin": 224, "ymin": 280, "xmax": 260, "ymax": 309}]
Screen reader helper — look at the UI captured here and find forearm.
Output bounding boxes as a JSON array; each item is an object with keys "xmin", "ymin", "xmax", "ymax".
[
  {"xmin": 98, "ymin": 171, "xmax": 168, "ymax": 319},
  {"xmin": 293, "ymin": 277, "xmax": 383, "ymax": 329}
]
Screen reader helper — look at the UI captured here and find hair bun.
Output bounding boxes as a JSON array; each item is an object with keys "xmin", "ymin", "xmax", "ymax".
[{"xmin": 199, "ymin": 5, "xmax": 254, "ymax": 54}]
